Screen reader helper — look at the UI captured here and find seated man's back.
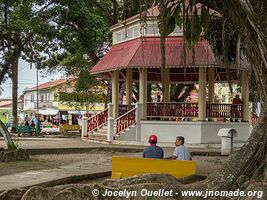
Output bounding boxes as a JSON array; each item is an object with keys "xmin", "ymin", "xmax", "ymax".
[
  {"xmin": 143, "ymin": 145, "xmax": 164, "ymax": 159},
  {"xmin": 143, "ymin": 134, "xmax": 164, "ymax": 159}
]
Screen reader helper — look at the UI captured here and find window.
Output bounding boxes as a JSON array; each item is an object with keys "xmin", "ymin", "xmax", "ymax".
[
  {"xmin": 45, "ymin": 92, "xmax": 50, "ymax": 102},
  {"xmin": 127, "ymin": 29, "xmax": 133, "ymax": 38},
  {"xmin": 30, "ymin": 94, "xmax": 34, "ymax": 102},
  {"xmin": 121, "ymin": 31, "xmax": 126, "ymax": 40},
  {"xmin": 133, "ymin": 27, "xmax": 139, "ymax": 37},
  {"xmin": 47, "ymin": 93, "xmax": 50, "ymax": 102},
  {"xmin": 116, "ymin": 33, "xmax": 122, "ymax": 42},
  {"xmin": 41, "ymin": 95, "xmax": 44, "ymax": 102},
  {"xmin": 117, "ymin": 31, "xmax": 126, "ymax": 42}
]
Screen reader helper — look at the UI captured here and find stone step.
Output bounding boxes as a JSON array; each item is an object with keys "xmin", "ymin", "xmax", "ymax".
[
  {"xmin": 87, "ymin": 134, "xmax": 107, "ymax": 141},
  {"xmin": 94, "ymin": 129, "xmax": 108, "ymax": 134}
]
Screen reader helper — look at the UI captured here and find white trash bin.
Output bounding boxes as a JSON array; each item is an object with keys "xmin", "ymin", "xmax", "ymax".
[{"xmin": 218, "ymin": 128, "xmax": 238, "ymax": 155}]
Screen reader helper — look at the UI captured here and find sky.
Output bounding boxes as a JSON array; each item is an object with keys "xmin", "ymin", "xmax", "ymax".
[{"xmin": 0, "ymin": 60, "xmax": 64, "ymax": 99}]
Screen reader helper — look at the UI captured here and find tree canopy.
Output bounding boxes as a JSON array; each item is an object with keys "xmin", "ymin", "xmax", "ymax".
[{"xmin": 162, "ymin": 0, "xmax": 267, "ymax": 193}]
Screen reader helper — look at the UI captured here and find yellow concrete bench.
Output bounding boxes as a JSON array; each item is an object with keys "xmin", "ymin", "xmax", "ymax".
[{"xmin": 111, "ymin": 156, "xmax": 196, "ymax": 179}]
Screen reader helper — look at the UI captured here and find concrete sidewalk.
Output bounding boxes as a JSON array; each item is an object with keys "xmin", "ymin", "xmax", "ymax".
[
  {"xmin": 0, "ymin": 136, "xmax": 244, "ymax": 149},
  {"xmin": 0, "ymin": 158, "xmax": 111, "ymax": 192},
  {"xmin": 0, "ymin": 137, "xmax": 105, "ymax": 149},
  {"xmin": 0, "ymin": 137, "xmax": 230, "ymax": 156},
  {"xmin": 0, "ymin": 137, "xmax": 226, "ymax": 156}
]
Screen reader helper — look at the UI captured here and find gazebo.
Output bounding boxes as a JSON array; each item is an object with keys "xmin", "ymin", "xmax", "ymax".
[{"xmin": 84, "ymin": 6, "xmax": 250, "ymax": 144}]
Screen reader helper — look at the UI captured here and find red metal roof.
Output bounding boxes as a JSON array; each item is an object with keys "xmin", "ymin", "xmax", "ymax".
[
  {"xmin": 90, "ymin": 36, "xmax": 217, "ymax": 74},
  {"xmin": 0, "ymin": 100, "xmax": 22, "ymax": 108},
  {"xmin": 25, "ymin": 78, "xmax": 75, "ymax": 92}
]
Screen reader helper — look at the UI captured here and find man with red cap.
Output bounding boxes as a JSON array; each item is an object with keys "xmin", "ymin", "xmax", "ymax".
[{"xmin": 143, "ymin": 134, "xmax": 164, "ymax": 159}]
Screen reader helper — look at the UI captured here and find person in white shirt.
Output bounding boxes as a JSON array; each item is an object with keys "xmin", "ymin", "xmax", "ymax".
[{"xmin": 171, "ymin": 136, "xmax": 192, "ymax": 160}]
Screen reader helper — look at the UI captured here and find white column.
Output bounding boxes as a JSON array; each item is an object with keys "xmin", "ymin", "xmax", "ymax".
[
  {"xmin": 112, "ymin": 71, "xmax": 119, "ymax": 118},
  {"xmin": 208, "ymin": 68, "xmax": 215, "ymax": 103},
  {"xmin": 163, "ymin": 68, "xmax": 170, "ymax": 102},
  {"xmin": 81, "ymin": 117, "xmax": 88, "ymax": 139},
  {"xmin": 107, "ymin": 117, "xmax": 114, "ymax": 142},
  {"xmin": 241, "ymin": 70, "xmax": 249, "ymax": 122},
  {"xmin": 126, "ymin": 68, "xmax": 133, "ymax": 108},
  {"xmin": 198, "ymin": 67, "xmax": 206, "ymax": 121},
  {"xmin": 108, "ymin": 103, "xmax": 113, "ymax": 118},
  {"xmin": 139, "ymin": 68, "xmax": 147, "ymax": 119},
  {"xmin": 135, "ymin": 102, "xmax": 142, "ymax": 142}
]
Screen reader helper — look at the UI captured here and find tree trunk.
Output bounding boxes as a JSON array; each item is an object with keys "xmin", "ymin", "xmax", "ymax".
[
  {"xmin": 160, "ymin": 36, "xmax": 166, "ymax": 102},
  {"xmin": 265, "ymin": 157, "xmax": 267, "ymax": 182},
  {"xmin": 180, "ymin": 98, "xmax": 267, "ymax": 192},
  {"xmin": 0, "ymin": 120, "xmax": 17, "ymax": 150},
  {"xmin": 159, "ymin": 0, "xmax": 166, "ymax": 103},
  {"xmin": 12, "ymin": 55, "xmax": 19, "ymax": 127}
]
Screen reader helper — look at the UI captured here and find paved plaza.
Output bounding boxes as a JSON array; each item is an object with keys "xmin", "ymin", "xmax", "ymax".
[{"xmin": 0, "ymin": 137, "xmax": 225, "ymax": 192}]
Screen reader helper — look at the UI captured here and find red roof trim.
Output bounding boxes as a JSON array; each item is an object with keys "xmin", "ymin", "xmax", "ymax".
[{"xmin": 25, "ymin": 78, "xmax": 75, "ymax": 92}]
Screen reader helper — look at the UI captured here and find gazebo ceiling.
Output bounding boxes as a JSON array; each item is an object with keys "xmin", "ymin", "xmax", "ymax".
[{"xmin": 116, "ymin": 68, "xmax": 240, "ymax": 83}]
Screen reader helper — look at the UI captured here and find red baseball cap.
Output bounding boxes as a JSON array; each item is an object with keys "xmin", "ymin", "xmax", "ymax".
[{"xmin": 149, "ymin": 134, "xmax": 158, "ymax": 143}]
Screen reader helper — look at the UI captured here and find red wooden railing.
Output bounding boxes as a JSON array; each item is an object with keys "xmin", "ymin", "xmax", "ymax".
[
  {"xmin": 206, "ymin": 104, "xmax": 243, "ymax": 119},
  {"xmin": 116, "ymin": 107, "xmax": 136, "ymax": 134},
  {"xmin": 147, "ymin": 102, "xmax": 243, "ymax": 119},
  {"xmin": 147, "ymin": 102, "xmax": 198, "ymax": 117},
  {"xmin": 250, "ymin": 112, "xmax": 258, "ymax": 126},
  {"xmin": 86, "ymin": 108, "xmax": 108, "ymax": 135}
]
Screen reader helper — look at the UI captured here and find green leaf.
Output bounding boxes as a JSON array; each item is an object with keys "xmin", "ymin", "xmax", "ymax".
[
  {"xmin": 200, "ymin": 5, "xmax": 211, "ymax": 34},
  {"xmin": 174, "ymin": 6, "xmax": 182, "ymax": 27}
]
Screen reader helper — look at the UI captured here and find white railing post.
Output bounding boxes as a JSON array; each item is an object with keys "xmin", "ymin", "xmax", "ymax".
[
  {"xmin": 108, "ymin": 103, "xmax": 113, "ymax": 118},
  {"xmin": 81, "ymin": 117, "xmax": 88, "ymax": 139},
  {"xmin": 135, "ymin": 102, "xmax": 142, "ymax": 142},
  {"xmin": 107, "ymin": 117, "xmax": 114, "ymax": 142}
]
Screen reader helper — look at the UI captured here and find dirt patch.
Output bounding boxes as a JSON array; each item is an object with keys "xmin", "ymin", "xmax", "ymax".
[
  {"xmin": 33, "ymin": 151, "xmax": 142, "ymax": 164},
  {"xmin": 0, "ymin": 159, "xmax": 58, "ymax": 176},
  {"xmin": 194, "ymin": 156, "xmax": 226, "ymax": 176},
  {"xmin": 0, "ymin": 151, "xmax": 142, "ymax": 177}
]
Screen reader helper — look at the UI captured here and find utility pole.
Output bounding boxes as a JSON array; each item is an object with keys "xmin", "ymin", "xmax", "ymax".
[{"xmin": 36, "ymin": 65, "xmax": 39, "ymax": 114}]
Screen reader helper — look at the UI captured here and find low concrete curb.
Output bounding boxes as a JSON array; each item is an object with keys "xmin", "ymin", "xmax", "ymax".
[
  {"xmin": 26, "ymin": 147, "xmax": 144, "ymax": 155},
  {"xmin": 32, "ymin": 171, "xmax": 111, "ymax": 188},
  {"xmin": 25, "ymin": 147, "xmax": 224, "ymax": 157}
]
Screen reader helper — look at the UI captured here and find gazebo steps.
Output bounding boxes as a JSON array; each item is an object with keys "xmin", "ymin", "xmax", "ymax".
[
  {"xmin": 115, "ymin": 125, "xmax": 137, "ymax": 141},
  {"xmin": 85, "ymin": 124, "xmax": 137, "ymax": 142},
  {"xmin": 87, "ymin": 134, "xmax": 108, "ymax": 141},
  {"xmin": 84, "ymin": 125, "xmax": 108, "ymax": 141}
]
